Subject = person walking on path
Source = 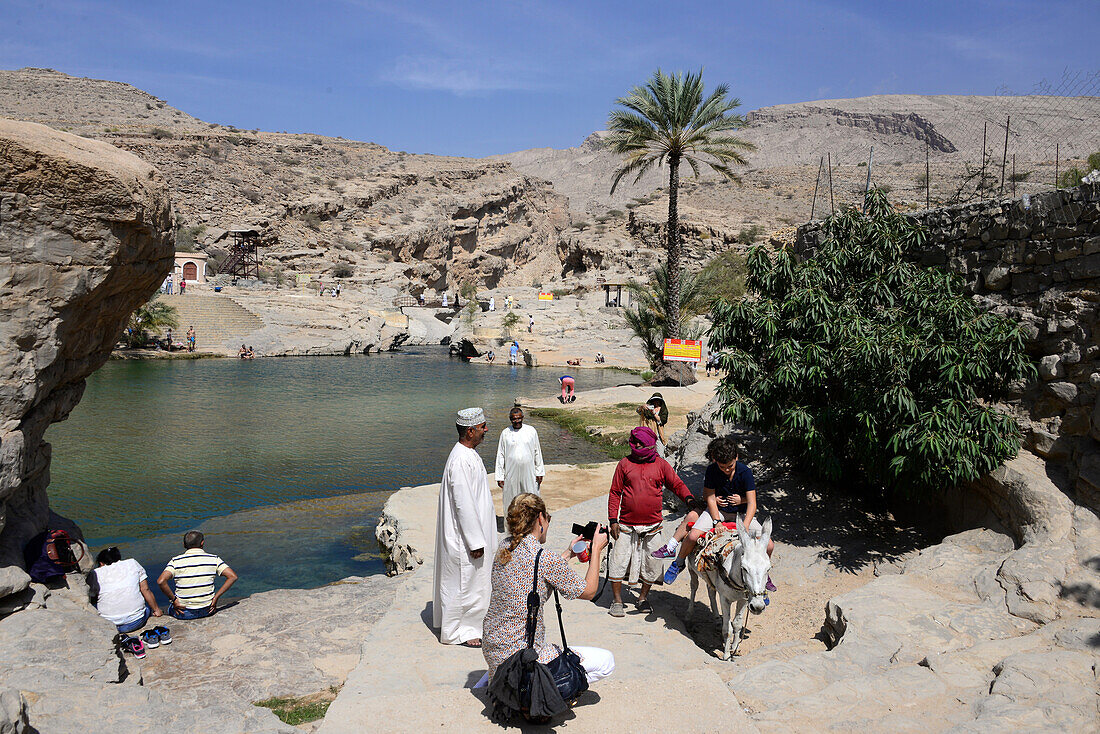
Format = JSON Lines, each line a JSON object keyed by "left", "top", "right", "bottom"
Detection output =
{"left": 528, "top": 314, "right": 534, "bottom": 333}
{"left": 495, "top": 407, "right": 545, "bottom": 510}
{"left": 157, "top": 531, "right": 238, "bottom": 620}
{"left": 606, "top": 426, "right": 692, "bottom": 616}
{"left": 477, "top": 493, "right": 613, "bottom": 688}
{"left": 179, "top": 279, "right": 186, "bottom": 295}
{"left": 186, "top": 326, "right": 196, "bottom": 353}
{"left": 559, "top": 375, "right": 575, "bottom": 403}
{"left": 489, "top": 296, "right": 496, "bottom": 312}
{"left": 433, "top": 408, "right": 496, "bottom": 647}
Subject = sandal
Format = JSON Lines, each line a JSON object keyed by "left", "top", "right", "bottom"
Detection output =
{"left": 461, "top": 639, "right": 482, "bottom": 648}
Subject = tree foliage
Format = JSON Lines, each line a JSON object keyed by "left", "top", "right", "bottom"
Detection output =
{"left": 606, "top": 68, "right": 753, "bottom": 338}
{"left": 709, "top": 189, "right": 1034, "bottom": 496}
{"left": 125, "top": 296, "right": 179, "bottom": 348}
{"left": 624, "top": 262, "right": 706, "bottom": 369}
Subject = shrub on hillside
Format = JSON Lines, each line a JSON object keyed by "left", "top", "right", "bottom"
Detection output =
{"left": 332, "top": 265, "right": 354, "bottom": 279}
{"left": 709, "top": 188, "right": 1034, "bottom": 497}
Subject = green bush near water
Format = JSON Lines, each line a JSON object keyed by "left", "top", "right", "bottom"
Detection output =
{"left": 528, "top": 408, "right": 631, "bottom": 460}
{"left": 709, "top": 188, "right": 1034, "bottom": 497}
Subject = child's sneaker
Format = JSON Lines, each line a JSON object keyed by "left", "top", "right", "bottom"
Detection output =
{"left": 141, "top": 630, "right": 160, "bottom": 649}
{"left": 663, "top": 559, "right": 684, "bottom": 585}
{"left": 650, "top": 543, "right": 676, "bottom": 559}
{"left": 122, "top": 636, "right": 146, "bottom": 659}
{"left": 154, "top": 626, "right": 172, "bottom": 645}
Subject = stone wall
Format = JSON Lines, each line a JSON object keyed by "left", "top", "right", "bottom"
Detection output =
{"left": 795, "top": 183, "right": 1100, "bottom": 519}
{"left": 0, "top": 119, "right": 173, "bottom": 598}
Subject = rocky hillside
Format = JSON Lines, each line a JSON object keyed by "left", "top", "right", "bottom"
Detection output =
{"left": 500, "top": 95, "right": 1100, "bottom": 235}
{"left": 0, "top": 68, "right": 570, "bottom": 295}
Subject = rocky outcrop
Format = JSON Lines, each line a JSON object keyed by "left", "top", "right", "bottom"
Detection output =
{"left": 747, "top": 107, "right": 956, "bottom": 153}
{"left": 674, "top": 397, "right": 1100, "bottom": 731}
{"left": 0, "top": 118, "right": 173, "bottom": 597}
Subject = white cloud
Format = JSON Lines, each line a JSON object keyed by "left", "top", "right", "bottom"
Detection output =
{"left": 382, "top": 55, "right": 538, "bottom": 95}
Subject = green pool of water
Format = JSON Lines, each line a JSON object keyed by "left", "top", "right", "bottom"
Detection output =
{"left": 46, "top": 350, "right": 639, "bottom": 599}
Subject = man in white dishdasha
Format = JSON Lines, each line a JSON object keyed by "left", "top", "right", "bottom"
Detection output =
{"left": 495, "top": 407, "right": 545, "bottom": 511}
{"left": 433, "top": 407, "right": 497, "bottom": 647}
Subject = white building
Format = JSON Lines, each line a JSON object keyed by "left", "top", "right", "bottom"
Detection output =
{"left": 173, "top": 252, "right": 209, "bottom": 284}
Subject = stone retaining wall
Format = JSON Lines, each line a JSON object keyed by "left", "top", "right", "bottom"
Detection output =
{"left": 796, "top": 183, "right": 1100, "bottom": 517}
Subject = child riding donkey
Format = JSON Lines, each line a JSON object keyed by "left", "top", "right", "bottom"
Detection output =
{"left": 653, "top": 436, "right": 775, "bottom": 591}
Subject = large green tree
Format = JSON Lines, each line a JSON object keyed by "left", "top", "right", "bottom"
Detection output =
{"left": 607, "top": 68, "right": 754, "bottom": 339}
{"left": 709, "top": 190, "right": 1034, "bottom": 496}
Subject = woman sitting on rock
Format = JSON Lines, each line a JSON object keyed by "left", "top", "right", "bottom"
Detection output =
{"left": 477, "top": 493, "right": 614, "bottom": 690}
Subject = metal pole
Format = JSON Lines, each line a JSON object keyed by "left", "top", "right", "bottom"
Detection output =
{"left": 828, "top": 152, "right": 834, "bottom": 214}
{"left": 1012, "top": 154, "right": 1016, "bottom": 197}
{"left": 862, "top": 146, "right": 874, "bottom": 211}
{"left": 980, "top": 122, "right": 987, "bottom": 200}
{"left": 810, "top": 156, "right": 823, "bottom": 219}
{"left": 1055, "top": 143, "right": 1060, "bottom": 188}
{"left": 999, "top": 115, "right": 1010, "bottom": 196}
{"left": 925, "top": 142, "right": 930, "bottom": 209}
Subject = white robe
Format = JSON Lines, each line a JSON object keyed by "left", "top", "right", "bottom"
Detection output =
{"left": 495, "top": 424, "right": 545, "bottom": 511}
{"left": 432, "top": 443, "right": 496, "bottom": 644}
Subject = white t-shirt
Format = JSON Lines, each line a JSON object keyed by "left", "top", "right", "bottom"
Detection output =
{"left": 93, "top": 559, "right": 148, "bottom": 625}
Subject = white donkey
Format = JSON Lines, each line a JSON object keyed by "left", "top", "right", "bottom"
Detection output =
{"left": 685, "top": 514, "right": 773, "bottom": 660}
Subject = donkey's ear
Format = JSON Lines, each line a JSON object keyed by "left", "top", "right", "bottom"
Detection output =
{"left": 736, "top": 513, "right": 749, "bottom": 545}
{"left": 761, "top": 516, "right": 773, "bottom": 543}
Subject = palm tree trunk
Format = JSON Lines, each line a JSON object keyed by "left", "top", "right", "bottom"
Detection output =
{"left": 666, "top": 156, "right": 681, "bottom": 339}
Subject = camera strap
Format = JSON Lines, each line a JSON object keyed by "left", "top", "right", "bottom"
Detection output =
{"left": 525, "top": 549, "right": 543, "bottom": 649}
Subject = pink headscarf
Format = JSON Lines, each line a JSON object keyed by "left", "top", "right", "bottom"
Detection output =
{"left": 628, "top": 426, "right": 658, "bottom": 463}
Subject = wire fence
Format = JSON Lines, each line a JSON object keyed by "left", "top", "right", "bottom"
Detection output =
{"left": 797, "top": 70, "right": 1100, "bottom": 223}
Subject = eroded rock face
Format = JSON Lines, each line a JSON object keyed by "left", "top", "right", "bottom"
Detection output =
{"left": 0, "top": 118, "right": 173, "bottom": 597}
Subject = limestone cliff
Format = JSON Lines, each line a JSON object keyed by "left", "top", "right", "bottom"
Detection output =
{"left": 0, "top": 118, "right": 173, "bottom": 597}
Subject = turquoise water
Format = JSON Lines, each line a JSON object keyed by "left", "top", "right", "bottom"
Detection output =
{"left": 46, "top": 350, "right": 638, "bottom": 599}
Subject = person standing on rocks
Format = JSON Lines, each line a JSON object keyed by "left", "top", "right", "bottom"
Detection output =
{"left": 606, "top": 426, "right": 692, "bottom": 616}
{"left": 157, "top": 531, "right": 238, "bottom": 620}
{"left": 433, "top": 408, "right": 496, "bottom": 647}
{"left": 489, "top": 296, "right": 496, "bottom": 311}
{"left": 495, "top": 407, "right": 545, "bottom": 510}
{"left": 528, "top": 314, "right": 534, "bottom": 333}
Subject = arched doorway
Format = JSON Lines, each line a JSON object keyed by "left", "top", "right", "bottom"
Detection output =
{"left": 182, "top": 261, "right": 198, "bottom": 281}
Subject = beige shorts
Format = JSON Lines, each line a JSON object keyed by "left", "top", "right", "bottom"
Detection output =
{"left": 608, "top": 523, "right": 663, "bottom": 585}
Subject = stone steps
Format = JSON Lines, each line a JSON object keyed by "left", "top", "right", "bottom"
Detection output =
{"left": 157, "top": 294, "right": 265, "bottom": 351}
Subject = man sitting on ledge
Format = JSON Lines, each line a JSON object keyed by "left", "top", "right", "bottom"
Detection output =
{"left": 157, "top": 531, "right": 238, "bottom": 620}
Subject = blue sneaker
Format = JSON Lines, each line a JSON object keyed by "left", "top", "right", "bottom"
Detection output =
{"left": 154, "top": 625, "right": 172, "bottom": 645}
{"left": 663, "top": 559, "right": 684, "bottom": 585}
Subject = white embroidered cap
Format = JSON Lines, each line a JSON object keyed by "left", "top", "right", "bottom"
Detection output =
{"left": 456, "top": 407, "right": 486, "bottom": 427}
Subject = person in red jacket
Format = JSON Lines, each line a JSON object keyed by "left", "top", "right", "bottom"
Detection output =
{"left": 606, "top": 426, "right": 692, "bottom": 617}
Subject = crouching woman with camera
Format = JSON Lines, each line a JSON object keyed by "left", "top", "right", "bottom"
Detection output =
{"left": 478, "top": 493, "right": 613, "bottom": 708}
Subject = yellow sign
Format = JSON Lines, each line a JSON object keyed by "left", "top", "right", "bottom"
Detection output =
{"left": 538, "top": 292, "right": 554, "bottom": 301}
{"left": 663, "top": 339, "right": 702, "bottom": 363}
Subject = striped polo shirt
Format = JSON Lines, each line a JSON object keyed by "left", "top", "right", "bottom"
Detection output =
{"left": 165, "top": 548, "right": 228, "bottom": 608}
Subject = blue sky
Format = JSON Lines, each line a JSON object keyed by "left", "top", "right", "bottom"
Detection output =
{"left": 2, "top": 0, "right": 1095, "bottom": 157}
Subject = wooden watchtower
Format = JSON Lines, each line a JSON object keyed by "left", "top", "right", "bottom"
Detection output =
{"left": 218, "top": 228, "right": 261, "bottom": 278}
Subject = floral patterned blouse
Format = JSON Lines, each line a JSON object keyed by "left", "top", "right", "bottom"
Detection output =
{"left": 482, "top": 534, "right": 585, "bottom": 679}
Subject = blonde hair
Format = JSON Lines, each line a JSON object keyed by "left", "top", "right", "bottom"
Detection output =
{"left": 498, "top": 493, "right": 547, "bottom": 565}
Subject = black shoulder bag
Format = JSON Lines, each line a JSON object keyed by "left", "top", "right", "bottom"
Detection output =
{"left": 487, "top": 548, "right": 589, "bottom": 723}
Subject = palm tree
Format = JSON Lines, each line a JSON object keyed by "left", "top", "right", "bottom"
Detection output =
{"left": 607, "top": 69, "right": 754, "bottom": 338}
{"left": 125, "top": 296, "right": 179, "bottom": 348}
{"left": 624, "top": 263, "right": 707, "bottom": 369}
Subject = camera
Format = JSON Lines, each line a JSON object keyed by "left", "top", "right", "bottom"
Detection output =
{"left": 571, "top": 521, "right": 609, "bottom": 540}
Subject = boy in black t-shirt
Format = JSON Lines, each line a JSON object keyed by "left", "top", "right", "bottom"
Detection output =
{"left": 654, "top": 436, "right": 775, "bottom": 586}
